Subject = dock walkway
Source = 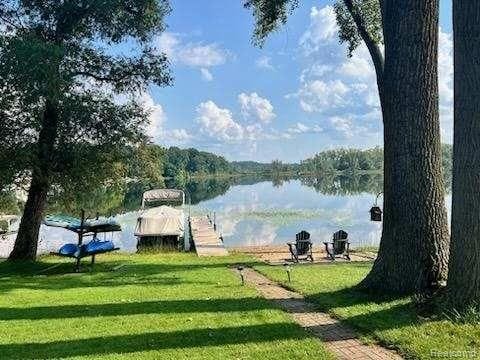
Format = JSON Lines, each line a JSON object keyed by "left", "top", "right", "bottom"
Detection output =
{"left": 189, "top": 216, "right": 228, "bottom": 256}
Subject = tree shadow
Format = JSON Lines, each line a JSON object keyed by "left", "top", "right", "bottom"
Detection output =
{"left": 0, "top": 258, "right": 261, "bottom": 293}
{"left": 0, "top": 323, "right": 308, "bottom": 359}
{"left": 0, "top": 297, "right": 276, "bottom": 321}
{"left": 302, "top": 285, "right": 417, "bottom": 335}
{"left": 304, "top": 286, "right": 403, "bottom": 310}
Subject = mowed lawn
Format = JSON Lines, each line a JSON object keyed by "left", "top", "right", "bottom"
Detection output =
{"left": 255, "top": 262, "right": 480, "bottom": 360}
{"left": 0, "top": 253, "right": 332, "bottom": 360}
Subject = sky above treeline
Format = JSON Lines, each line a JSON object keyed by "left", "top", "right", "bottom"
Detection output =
{"left": 142, "top": 0, "right": 453, "bottom": 162}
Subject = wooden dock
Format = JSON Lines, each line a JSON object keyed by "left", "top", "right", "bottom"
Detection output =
{"left": 189, "top": 216, "right": 228, "bottom": 256}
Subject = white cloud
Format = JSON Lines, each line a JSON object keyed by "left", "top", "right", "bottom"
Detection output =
{"left": 238, "top": 92, "right": 276, "bottom": 123}
{"left": 339, "top": 44, "right": 376, "bottom": 79}
{"left": 138, "top": 92, "right": 192, "bottom": 145}
{"left": 287, "top": 122, "right": 323, "bottom": 134}
{"left": 289, "top": 5, "right": 383, "bottom": 142}
{"left": 295, "top": 5, "right": 453, "bottom": 145}
{"left": 157, "top": 32, "right": 231, "bottom": 80}
{"left": 139, "top": 93, "right": 166, "bottom": 142}
{"left": 157, "top": 32, "right": 229, "bottom": 67}
{"left": 200, "top": 68, "right": 213, "bottom": 82}
{"left": 329, "top": 116, "right": 356, "bottom": 139}
{"left": 289, "top": 79, "right": 350, "bottom": 113}
{"left": 256, "top": 56, "right": 275, "bottom": 70}
{"left": 196, "top": 100, "right": 244, "bottom": 141}
{"left": 156, "top": 32, "right": 180, "bottom": 59}
{"left": 300, "top": 5, "right": 337, "bottom": 55}
{"left": 168, "top": 129, "right": 192, "bottom": 143}
{"left": 179, "top": 43, "right": 228, "bottom": 67}
{"left": 300, "top": 64, "right": 333, "bottom": 82}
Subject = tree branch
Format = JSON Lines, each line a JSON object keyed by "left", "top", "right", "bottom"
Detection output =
{"left": 343, "top": 0, "right": 385, "bottom": 109}
{"left": 72, "top": 70, "right": 140, "bottom": 83}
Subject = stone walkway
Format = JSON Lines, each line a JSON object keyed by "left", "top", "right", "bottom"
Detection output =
{"left": 238, "top": 267, "right": 403, "bottom": 360}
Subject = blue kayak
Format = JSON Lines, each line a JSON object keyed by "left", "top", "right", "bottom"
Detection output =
{"left": 84, "top": 240, "right": 115, "bottom": 255}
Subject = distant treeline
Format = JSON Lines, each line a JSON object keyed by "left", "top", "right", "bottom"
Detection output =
{"left": 130, "top": 144, "right": 453, "bottom": 185}
{"left": 300, "top": 148, "right": 383, "bottom": 174}
{"left": 299, "top": 144, "right": 452, "bottom": 175}
{"left": 129, "top": 145, "right": 232, "bottom": 185}
{"left": 1, "top": 144, "right": 453, "bottom": 216}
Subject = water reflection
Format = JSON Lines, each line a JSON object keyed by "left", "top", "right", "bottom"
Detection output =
{"left": 2, "top": 173, "right": 448, "bottom": 256}
{"left": 193, "top": 177, "right": 385, "bottom": 249}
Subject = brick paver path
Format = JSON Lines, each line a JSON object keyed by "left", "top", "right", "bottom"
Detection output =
{"left": 238, "top": 267, "right": 403, "bottom": 360}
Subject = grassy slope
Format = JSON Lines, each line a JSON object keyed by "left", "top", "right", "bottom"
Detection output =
{"left": 0, "top": 253, "right": 332, "bottom": 360}
{"left": 255, "top": 262, "right": 480, "bottom": 360}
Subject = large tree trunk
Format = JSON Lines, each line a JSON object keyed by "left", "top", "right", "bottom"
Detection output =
{"left": 8, "top": 100, "right": 58, "bottom": 261}
{"left": 446, "top": 1, "right": 480, "bottom": 308}
{"left": 360, "top": 0, "right": 450, "bottom": 294}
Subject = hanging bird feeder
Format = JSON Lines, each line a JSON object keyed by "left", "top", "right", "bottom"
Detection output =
{"left": 370, "top": 192, "right": 383, "bottom": 222}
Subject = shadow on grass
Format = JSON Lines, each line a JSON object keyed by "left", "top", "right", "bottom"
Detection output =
{"left": 305, "top": 286, "right": 403, "bottom": 310}
{"left": 0, "top": 258, "right": 261, "bottom": 293}
{"left": 0, "top": 297, "right": 277, "bottom": 321}
{"left": 342, "top": 302, "right": 417, "bottom": 333}
{"left": 263, "top": 261, "right": 418, "bottom": 334}
{"left": 303, "top": 285, "right": 417, "bottom": 335}
{"left": 0, "top": 258, "right": 261, "bottom": 276}
{"left": 0, "top": 322, "right": 307, "bottom": 359}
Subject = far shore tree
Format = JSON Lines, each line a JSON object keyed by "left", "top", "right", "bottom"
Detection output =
{"left": 446, "top": 1, "right": 480, "bottom": 309}
{"left": 244, "top": 0, "right": 449, "bottom": 293}
{"left": 0, "top": 0, "right": 172, "bottom": 261}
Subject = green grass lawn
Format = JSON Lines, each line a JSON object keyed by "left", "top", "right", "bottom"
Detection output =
{"left": 255, "top": 262, "right": 480, "bottom": 360}
{"left": 0, "top": 253, "right": 332, "bottom": 360}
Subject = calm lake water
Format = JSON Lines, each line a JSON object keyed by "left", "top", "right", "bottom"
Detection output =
{"left": 0, "top": 174, "right": 452, "bottom": 257}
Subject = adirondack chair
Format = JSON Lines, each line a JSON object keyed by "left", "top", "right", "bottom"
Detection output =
{"left": 287, "top": 230, "right": 314, "bottom": 263}
{"left": 323, "top": 230, "right": 350, "bottom": 261}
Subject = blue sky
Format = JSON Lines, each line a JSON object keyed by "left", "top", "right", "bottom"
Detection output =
{"left": 143, "top": 0, "right": 453, "bottom": 162}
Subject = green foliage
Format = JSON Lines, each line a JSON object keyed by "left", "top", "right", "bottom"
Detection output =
{"left": 230, "top": 161, "right": 273, "bottom": 174}
{"left": 244, "top": 0, "right": 382, "bottom": 57}
{"left": 301, "top": 173, "right": 383, "bottom": 195}
{"left": 0, "top": 191, "right": 20, "bottom": 215}
{"left": 167, "top": 177, "right": 231, "bottom": 205}
{"left": 243, "top": 0, "right": 299, "bottom": 47}
{"left": 0, "top": 0, "right": 172, "bottom": 196}
{"left": 301, "top": 147, "right": 383, "bottom": 174}
{"left": 163, "top": 147, "right": 231, "bottom": 179}
{"left": 128, "top": 144, "right": 166, "bottom": 187}
{"left": 442, "top": 144, "right": 453, "bottom": 190}
{"left": 334, "top": 0, "right": 383, "bottom": 56}
{"left": 443, "top": 303, "right": 480, "bottom": 324}
{"left": 442, "top": 143, "right": 453, "bottom": 174}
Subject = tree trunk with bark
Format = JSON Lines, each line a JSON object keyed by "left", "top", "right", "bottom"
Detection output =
{"left": 360, "top": 0, "right": 450, "bottom": 294}
{"left": 446, "top": 1, "right": 480, "bottom": 308}
{"left": 8, "top": 100, "right": 58, "bottom": 261}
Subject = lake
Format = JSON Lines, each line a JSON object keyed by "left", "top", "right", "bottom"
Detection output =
{"left": 1, "top": 174, "right": 450, "bottom": 257}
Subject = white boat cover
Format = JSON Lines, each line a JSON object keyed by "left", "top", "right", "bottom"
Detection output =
{"left": 135, "top": 206, "right": 184, "bottom": 237}
{"left": 142, "top": 189, "right": 185, "bottom": 207}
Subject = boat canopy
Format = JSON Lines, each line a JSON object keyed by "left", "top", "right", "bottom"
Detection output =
{"left": 142, "top": 189, "right": 185, "bottom": 208}
{"left": 135, "top": 206, "right": 184, "bottom": 237}
{"left": 43, "top": 214, "right": 121, "bottom": 233}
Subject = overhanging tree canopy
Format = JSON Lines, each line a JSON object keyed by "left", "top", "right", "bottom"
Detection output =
{"left": 0, "top": 0, "right": 173, "bottom": 260}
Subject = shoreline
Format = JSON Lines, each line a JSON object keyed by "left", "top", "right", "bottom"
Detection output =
{"left": 231, "top": 245, "right": 376, "bottom": 264}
